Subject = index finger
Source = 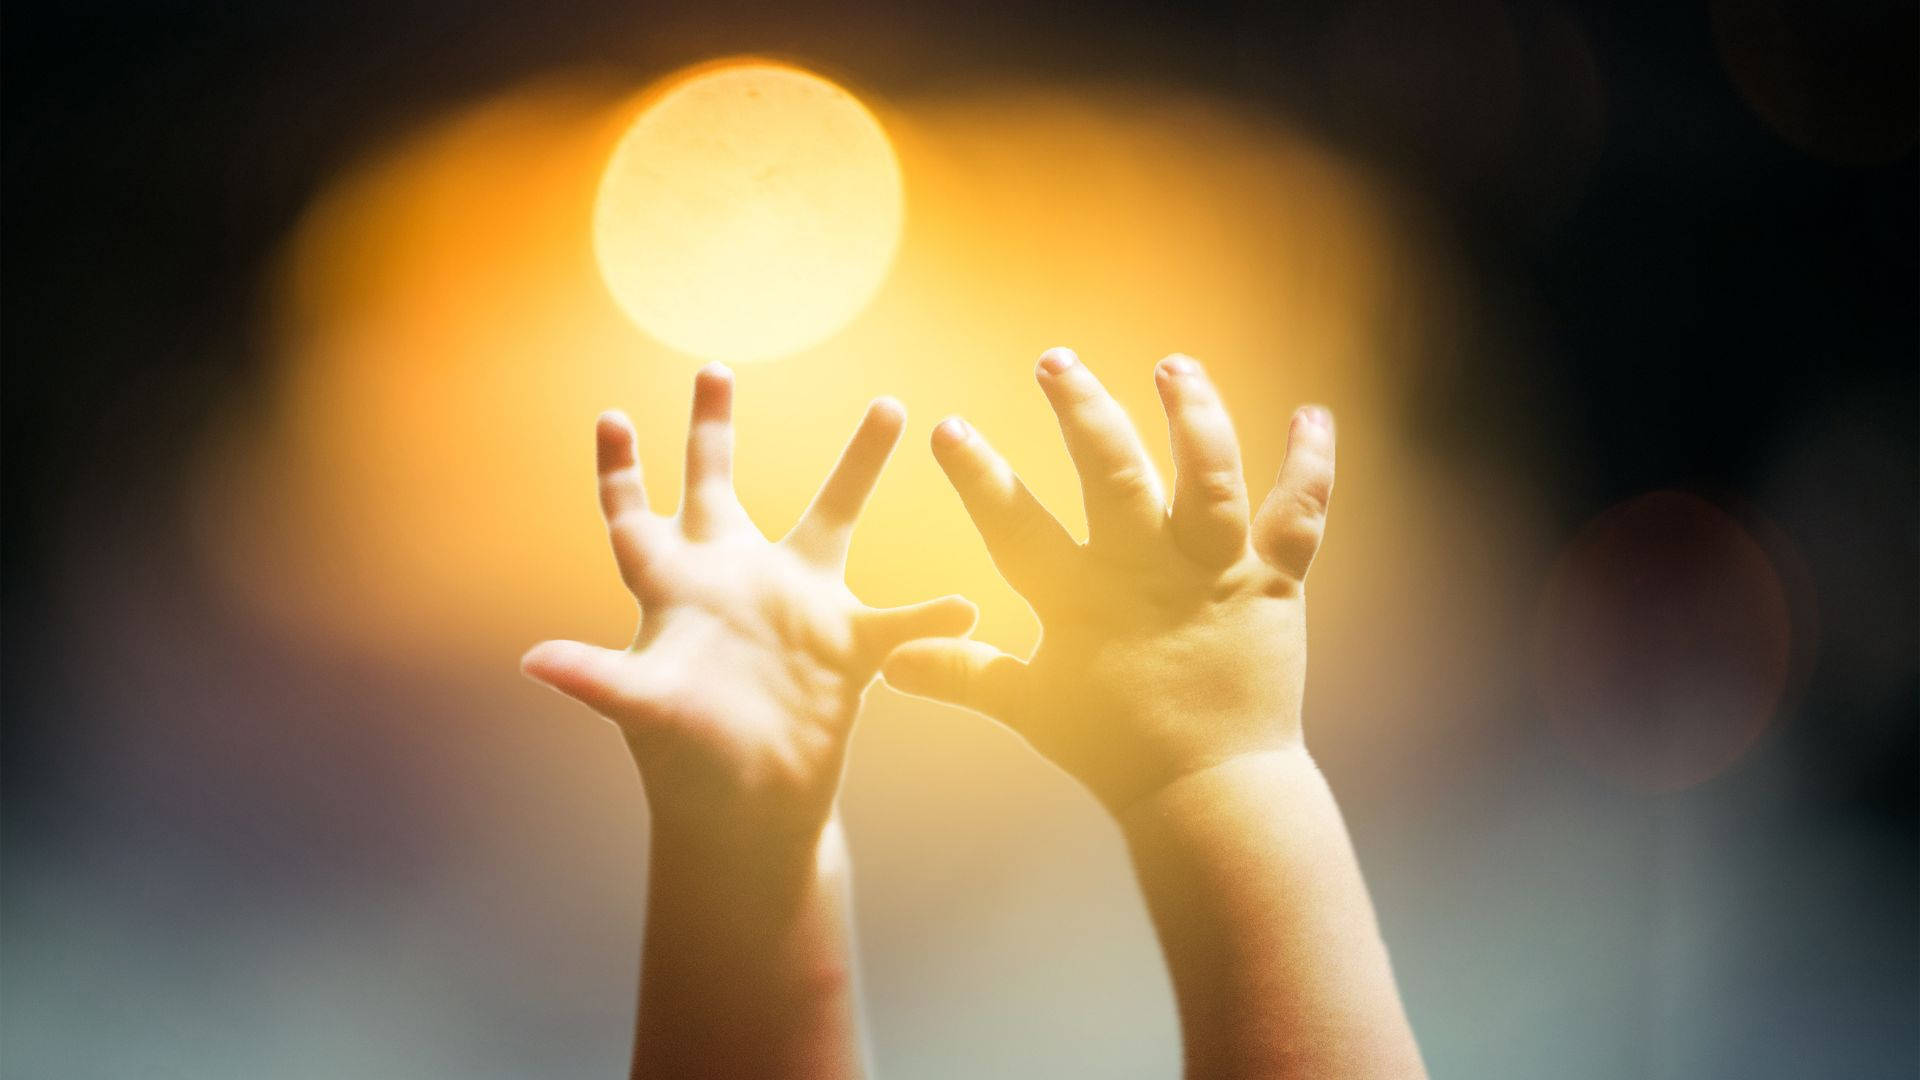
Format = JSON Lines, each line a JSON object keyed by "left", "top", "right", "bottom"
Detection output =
{"left": 931, "top": 416, "right": 1079, "bottom": 603}
{"left": 784, "top": 397, "right": 907, "bottom": 565}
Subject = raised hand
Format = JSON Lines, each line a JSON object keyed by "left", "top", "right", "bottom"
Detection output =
{"left": 883, "top": 347, "right": 1422, "bottom": 1079}
{"left": 522, "top": 362, "right": 976, "bottom": 839}
{"left": 523, "top": 364, "right": 977, "bottom": 1080}
{"left": 881, "top": 347, "right": 1336, "bottom": 814}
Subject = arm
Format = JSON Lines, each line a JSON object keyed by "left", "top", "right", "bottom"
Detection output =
{"left": 883, "top": 348, "right": 1425, "bottom": 1079}
{"left": 1119, "top": 751, "right": 1419, "bottom": 1078}
{"left": 632, "top": 816, "right": 862, "bottom": 1080}
{"left": 522, "top": 364, "right": 975, "bottom": 1080}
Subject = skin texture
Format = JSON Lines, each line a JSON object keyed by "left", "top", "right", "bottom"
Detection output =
{"left": 884, "top": 348, "right": 1427, "bottom": 1079}
{"left": 522, "top": 363, "right": 974, "bottom": 1080}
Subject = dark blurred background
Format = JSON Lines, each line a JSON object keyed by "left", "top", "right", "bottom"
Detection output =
{"left": 4, "top": 2, "right": 1914, "bottom": 1077}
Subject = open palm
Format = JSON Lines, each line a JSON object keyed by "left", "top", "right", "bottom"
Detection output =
{"left": 882, "top": 348, "right": 1337, "bottom": 813}
{"left": 523, "top": 364, "right": 975, "bottom": 837}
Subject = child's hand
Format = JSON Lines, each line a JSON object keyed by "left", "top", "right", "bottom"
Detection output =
{"left": 882, "top": 348, "right": 1336, "bottom": 815}
{"left": 523, "top": 364, "right": 976, "bottom": 842}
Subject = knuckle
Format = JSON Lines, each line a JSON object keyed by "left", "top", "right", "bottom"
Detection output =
{"left": 1258, "top": 565, "right": 1307, "bottom": 598}
{"left": 1291, "top": 479, "right": 1332, "bottom": 518}
{"left": 995, "top": 505, "right": 1052, "bottom": 549}
{"left": 1188, "top": 467, "right": 1246, "bottom": 505}
{"left": 1259, "top": 517, "right": 1325, "bottom": 577}
{"left": 607, "top": 507, "right": 652, "bottom": 532}
{"left": 1101, "top": 459, "right": 1154, "bottom": 494}
{"left": 937, "top": 650, "right": 977, "bottom": 696}
{"left": 947, "top": 650, "right": 974, "bottom": 684}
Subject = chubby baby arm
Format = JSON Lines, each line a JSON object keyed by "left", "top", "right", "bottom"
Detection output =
{"left": 523, "top": 365, "right": 974, "bottom": 1080}
{"left": 884, "top": 349, "right": 1425, "bottom": 1080}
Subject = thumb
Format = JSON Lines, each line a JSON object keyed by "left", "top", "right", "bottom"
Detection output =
{"left": 880, "top": 638, "right": 1026, "bottom": 723}
{"left": 854, "top": 594, "right": 978, "bottom": 665}
{"left": 520, "top": 640, "right": 632, "bottom": 718}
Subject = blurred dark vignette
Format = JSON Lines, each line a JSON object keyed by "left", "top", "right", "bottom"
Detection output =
{"left": 3, "top": 2, "right": 1914, "bottom": 1078}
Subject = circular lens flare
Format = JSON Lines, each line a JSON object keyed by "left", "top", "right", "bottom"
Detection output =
{"left": 593, "top": 60, "right": 904, "bottom": 363}
{"left": 1537, "top": 491, "right": 1792, "bottom": 791}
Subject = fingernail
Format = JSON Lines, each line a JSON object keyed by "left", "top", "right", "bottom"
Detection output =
{"left": 1300, "top": 405, "right": 1333, "bottom": 430}
{"left": 1159, "top": 354, "right": 1198, "bottom": 379}
{"left": 1037, "top": 347, "right": 1077, "bottom": 376}
{"left": 934, "top": 416, "right": 971, "bottom": 444}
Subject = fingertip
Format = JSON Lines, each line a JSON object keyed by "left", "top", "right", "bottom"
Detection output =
{"left": 519, "top": 640, "right": 634, "bottom": 716}
{"left": 867, "top": 395, "right": 908, "bottom": 432}
{"left": 519, "top": 640, "right": 568, "bottom": 681}
{"left": 595, "top": 411, "right": 637, "bottom": 467}
{"left": 1155, "top": 355, "right": 1205, "bottom": 408}
{"left": 931, "top": 415, "right": 972, "bottom": 451}
{"left": 857, "top": 595, "right": 981, "bottom": 662}
{"left": 1037, "top": 346, "right": 1078, "bottom": 378}
{"left": 1294, "top": 404, "right": 1335, "bottom": 436}
{"left": 691, "top": 363, "right": 735, "bottom": 422}
{"left": 936, "top": 593, "right": 980, "bottom": 636}
{"left": 1156, "top": 353, "right": 1199, "bottom": 383}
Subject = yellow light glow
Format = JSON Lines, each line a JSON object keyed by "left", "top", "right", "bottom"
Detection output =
{"left": 187, "top": 74, "right": 1537, "bottom": 894}
{"left": 593, "top": 61, "right": 904, "bottom": 362}
{"left": 193, "top": 74, "right": 1518, "bottom": 784}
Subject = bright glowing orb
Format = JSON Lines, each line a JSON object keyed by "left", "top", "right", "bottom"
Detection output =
{"left": 593, "top": 61, "right": 904, "bottom": 362}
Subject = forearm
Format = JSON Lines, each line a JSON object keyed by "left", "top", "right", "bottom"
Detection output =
{"left": 632, "top": 814, "right": 866, "bottom": 1080}
{"left": 1118, "top": 747, "right": 1424, "bottom": 1080}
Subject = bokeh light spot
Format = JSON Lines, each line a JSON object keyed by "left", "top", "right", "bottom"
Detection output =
{"left": 1537, "top": 491, "right": 1793, "bottom": 791}
{"left": 593, "top": 60, "right": 904, "bottom": 362}
{"left": 1712, "top": 0, "right": 1919, "bottom": 164}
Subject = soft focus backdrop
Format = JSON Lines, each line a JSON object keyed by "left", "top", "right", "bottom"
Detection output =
{"left": 3, "top": 3, "right": 1914, "bottom": 1078}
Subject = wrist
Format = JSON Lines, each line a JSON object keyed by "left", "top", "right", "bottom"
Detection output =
{"left": 1114, "top": 744, "right": 1321, "bottom": 839}
{"left": 649, "top": 806, "right": 847, "bottom": 886}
